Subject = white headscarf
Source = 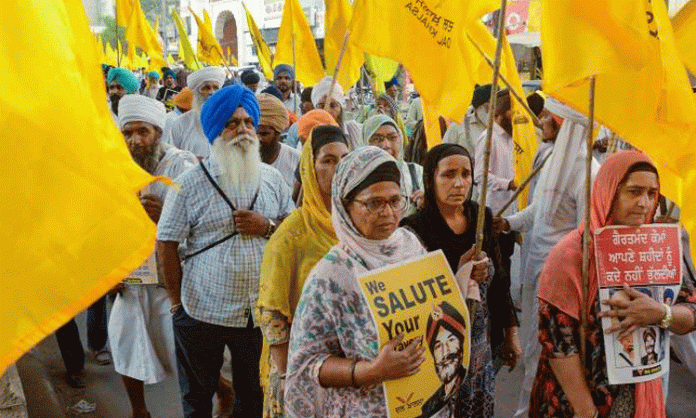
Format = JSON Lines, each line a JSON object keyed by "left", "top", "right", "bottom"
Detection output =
{"left": 311, "top": 76, "right": 345, "bottom": 108}
{"left": 118, "top": 95, "right": 166, "bottom": 131}
{"left": 332, "top": 146, "right": 424, "bottom": 270}
{"left": 186, "top": 66, "right": 226, "bottom": 93}
{"left": 536, "top": 97, "right": 591, "bottom": 224}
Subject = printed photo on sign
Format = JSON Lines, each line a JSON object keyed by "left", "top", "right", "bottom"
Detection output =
{"left": 357, "top": 250, "right": 470, "bottom": 418}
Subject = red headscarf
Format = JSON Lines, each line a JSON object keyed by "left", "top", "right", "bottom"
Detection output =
{"left": 537, "top": 150, "right": 663, "bottom": 417}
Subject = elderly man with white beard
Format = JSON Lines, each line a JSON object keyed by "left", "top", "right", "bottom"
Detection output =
{"left": 109, "top": 95, "right": 197, "bottom": 418}
{"left": 156, "top": 85, "right": 294, "bottom": 418}
{"left": 165, "top": 66, "right": 226, "bottom": 159}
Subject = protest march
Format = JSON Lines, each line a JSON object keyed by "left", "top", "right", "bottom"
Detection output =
{"left": 4, "top": 0, "right": 696, "bottom": 417}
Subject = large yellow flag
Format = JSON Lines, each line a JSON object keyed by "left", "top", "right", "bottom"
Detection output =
{"left": 115, "top": 0, "right": 133, "bottom": 27}
{"left": 324, "top": 0, "right": 364, "bottom": 92}
{"left": 203, "top": 9, "right": 213, "bottom": 32}
{"left": 542, "top": 0, "right": 696, "bottom": 260}
{"left": 672, "top": 0, "right": 696, "bottom": 75}
{"left": 0, "top": 0, "right": 155, "bottom": 375}
{"left": 467, "top": 22, "right": 538, "bottom": 210}
{"left": 190, "top": 8, "right": 233, "bottom": 66}
{"left": 172, "top": 9, "right": 201, "bottom": 70}
{"left": 274, "top": 0, "right": 325, "bottom": 86}
{"left": 363, "top": 54, "right": 399, "bottom": 96}
{"left": 125, "top": 0, "right": 166, "bottom": 68}
{"left": 243, "top": 3, "right": 274, "bottom": 79}
{"left": 350, "top": 0, "right": 499, "bottom": 123}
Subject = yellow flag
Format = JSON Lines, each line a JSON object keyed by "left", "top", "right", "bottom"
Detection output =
{"left": 95, "top": 35, "right": 105, "bottom": 63}
{"left": 350, "top": 0, "right": 499, "bottom": 123}
{"left": 172, "top": 9, "right": 201, "bottom": 70}
{"left": 203, "top": 9, "right": 213, "bottom": 31}
{"left": 243, "top": 3, "right": 274, "bottom": 79}
{"left": 422, "top": 99, "right": 443, "bottom": 148}
{"left": 167, "top": 53, "right": 176, "bottom": 65}
{"left": 274, "top": 0, "right": 325, "bottom": 86}
{"left": 324, "top": 0, "right": 364, "bottom": 91}
{"left": 542, "top": 0, "right": 696, "bottom": 261}
{"left": 125, "top": 0, "right": 166, "bottom": 68}
{"left": 105, "top": 41, "right": 117, "bottom": 66}
{"left": 672, "top": 0, "right": 696, "bottom": 75}
{"left": 467, "top": 22, "right": 538, "bottom": 210}
{"left": 115, "top": 0, "right": 133, "bottom": 27}
{"left": 0, "top": 0, "right": 155, "bottom": 376}
{"left": 190, "top": 8, "right": 233, "bottom": 66}
{"left": 363, "top": 54, "right": 398, "bottom": 96}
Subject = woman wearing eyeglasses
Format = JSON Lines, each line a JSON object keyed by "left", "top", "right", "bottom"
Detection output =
{"left": 400, "top": 144, "right": 520, "bottom": 418}
{"left": 364, "top": 114, "right": 425, "bottom": 212}
{"left": 284, "top": 146, "right": 432, "bottom": 417}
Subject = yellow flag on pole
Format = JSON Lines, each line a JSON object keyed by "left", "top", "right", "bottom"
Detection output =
{"left": 350, "top": 0, "right": 499, "bottom": 123}
{"left": 422, "top": 99, "right": 443, "bottom": 148}
{"left": 125, "top": 0, "right": 166, "bottom": 68}
{"left": 274, "top": 0, "right": 325, "bottom": 86}
{"left": 243, "top": 3, "right": 274, "bottom": 79}
{"left": 203, "top": 9, "right": 213, "bottom": 32}
{"left": 363, "top": 54, "right": 398, "bottom": 96}
{"left": 672, "top": 0, "right": 696, "bottom": 75}
{"left": 115, "top": 0, "right": 133, "bottom": 27}
{"left": 467, "top": 21, "right": 538, "bottom": 210}
{"left": 542, "top": 0, "right": 696, "bottom": 261}
{"left": 172, "top": 9, "right": 201, "bottom": 70}
{"left": 324, "top": 0, "right": 364, "bottom": 91}
{"left": 190, "top": 8, "right": 233, "bottom": 66}
{"left": 0, "top": 0, "right": 156, "bottom": 376}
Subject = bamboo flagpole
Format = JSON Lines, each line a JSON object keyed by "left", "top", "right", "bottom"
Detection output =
{"left": 580, "top": 76, "right": 596, "bottom": 359}
{"left": 474, "top": 0, "right": 508, "bottom": 256}
{"left": 494, "top": 149, "right": 553, "bottom": 218}
{"left": 466, "top": 34, "right": 541, "bottom": 126}
{"left": 324, "top": 29, "right": 351, "bottom": 112}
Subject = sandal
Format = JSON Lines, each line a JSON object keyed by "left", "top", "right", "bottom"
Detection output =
{"left": 94, "top": 349, "right": 112, "bottom": 366}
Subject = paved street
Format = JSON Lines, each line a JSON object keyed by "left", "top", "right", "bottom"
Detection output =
{"left": 13, "top": 309, "right": 696, "bottom": 417}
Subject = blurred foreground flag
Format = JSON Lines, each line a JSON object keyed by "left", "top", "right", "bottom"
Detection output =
{"left": 672, "top": 0, "right": 696, "bottom": 75}
{"left": 0, "top": 0, "right": 156, "bottom": 375}
{"left": 350, "top": 0, "right": 499, "bottom": 122}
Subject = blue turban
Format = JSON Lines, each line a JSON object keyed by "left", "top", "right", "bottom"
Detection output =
{"left": 261, "top": 85, "right": 284, "bottom": 101}
{"left": 200, "top": 85, "right": 260, "bottom": 143}
{"left": 107, "top": 67, "right": 139, "bottom": 94}
{"left": 273, "top": 64, "right": 295, "bottom": 80}
{"left": 148, "top": 71, "right": 160, "bottom": 80}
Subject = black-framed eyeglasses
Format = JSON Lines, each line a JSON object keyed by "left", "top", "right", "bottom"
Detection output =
{"left": 352, "top": 195, "right": 407, "bottom": 213}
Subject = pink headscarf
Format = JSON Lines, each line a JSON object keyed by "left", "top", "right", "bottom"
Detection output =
{"left": 537, "top": 150, "right": 663, "bottom": 418}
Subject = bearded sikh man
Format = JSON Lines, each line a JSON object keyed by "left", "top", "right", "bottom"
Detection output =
{"left": 157, "top": 85, "right": 294, "bottom": 417}
{"left": 107, "top": 67, "right": 139, "bottom": 123}
{"left": 273, "top": 64, "right": 299, "bottom": 114}
{"left": 109, "top": 95, "right": 197, "bottom": 418}
{"left": 165, "top": 66, "right": 226, "bottom": 159}
{"left": 257, "top": 93, "right": 300, "bottom": 190}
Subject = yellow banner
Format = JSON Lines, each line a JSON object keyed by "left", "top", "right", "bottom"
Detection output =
{"left": 243, "top": 3, "right": 274, "bottom": 79}
{"left": 324, "top": 0, "right": 364, "bottom": 91}
{"left": 274, "top": 0, "right": 325, "bottom": 86}
{"left": 357, "top": 251, "right": 470, "bottom": 418}
{"left": 0, "top": 0, "right": 155, "bottom": 376}
{"left": 172, "top": 9, "right": 201, "bottom": 70}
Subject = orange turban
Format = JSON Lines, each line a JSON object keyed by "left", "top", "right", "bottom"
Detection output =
{"left": 297, "top": 109, "right": 339, "bottom": 141}
{"left": 173, "top": 87, "right": 193, "bottom": 111}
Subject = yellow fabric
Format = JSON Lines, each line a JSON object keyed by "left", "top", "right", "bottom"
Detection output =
{"left": 672, "top": 0, "right": 696, "bottom": 75}
{"left": 203, "top": 9, "right": 212, "bottom": 32}
{"left": 95, "top": 35, "right": 105, "bottom": 63}
{"left": 243, "top": 3, "right": 274, "bottom": 80}
{"left": 363, "top": 54, "right": 398, "bottom": 96}
{"left": 105, "top": 41, "right": 117, "bottom": 66}
{"left": 422, "top": 99, "right": 442, "bottom": 149}
{"left": 324, "top": 0, "right": 364, "bottom": 92}
{"left": 0, "top": 0, "right": 156, "bottom": 376}
{"left": 257, "top": 133, "right": 338, "bottom": 389}
{"left": 467, "top": 22, "right": 538, "bottom": 210}
{"left": 350, "top": 0, "right": 499, "bottom": 123}
{"left": 189, "top": 8, "right": 235, "bottom": 66}
{"left": 125, "top": 0, "right": 166, "bottom": 69}
{"left": 527, "top": 0, "right": 542, "bottom": 32}
{"left": 274, "top": 0, "right": 325, "bottom": 86}
{"left": 115, "top": 0, "right": 133, "bottom": 28}
{"left": 542, "top": 0, "right": 696, "bottom": 264}
{"left": 172, "top": 9, "right": 201, "bottom": 71}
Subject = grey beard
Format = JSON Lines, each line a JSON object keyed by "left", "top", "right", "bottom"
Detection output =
{"left": 213, "top": 134, "right": 261, "bottom": 197}
{"left": 133, "top": 141, "right": 167, "bottom": 174}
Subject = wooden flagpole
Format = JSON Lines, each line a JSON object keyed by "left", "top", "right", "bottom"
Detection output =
{"left": 324, "top": 29, "right": 351, "bottom": 112}
{"left": 580, "top": 76, "right": 596, "bottom": 359}
{"left": 494, "top": 149, "right": 553, "bottom": 217}
{"left": 474, "top": 0, "right": 508, "bottom": 256}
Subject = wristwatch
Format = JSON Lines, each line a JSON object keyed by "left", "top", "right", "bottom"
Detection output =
{"left": 659, "top": 303, "right": 672, "bottom": 329}
{"left": 264, "top": 218, "right": 277, "bottom": 239}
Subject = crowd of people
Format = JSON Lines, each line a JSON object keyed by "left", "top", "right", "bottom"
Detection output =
{"left": 49, "top": 60, "right": 696, "bottom": 418}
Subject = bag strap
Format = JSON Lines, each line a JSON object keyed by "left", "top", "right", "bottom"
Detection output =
{"left": 407, "top": 162, "right": 421, "bottom": 191}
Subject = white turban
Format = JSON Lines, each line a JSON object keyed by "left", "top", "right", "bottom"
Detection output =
{"left": 311, "top": 76, "right": 345, "bottom": 108}
{"left": 187, "top": 66, "right": 226, "bottom": 93}
{"left": 118, "top": 95, "right": 166, "bottom": 131}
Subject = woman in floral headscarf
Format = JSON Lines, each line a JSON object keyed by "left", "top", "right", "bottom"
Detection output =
{"left": 284, "top": 146, "right": 434, "bottom": 417}
{"left": 530, "top": 151, "right": 696, "bottom": 418}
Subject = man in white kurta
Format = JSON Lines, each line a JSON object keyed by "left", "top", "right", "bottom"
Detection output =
{"left": 164, "top": 67, "right": 226, "bottom": 159}
{"left": 108, "top": 95, "right": 197, "bottom": 418}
